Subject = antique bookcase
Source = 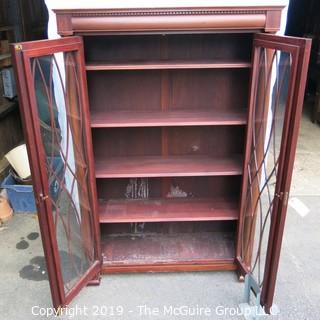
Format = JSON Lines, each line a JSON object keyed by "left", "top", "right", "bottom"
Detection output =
{"left": 11, "top": 6, "right": 311, "bottom": 312}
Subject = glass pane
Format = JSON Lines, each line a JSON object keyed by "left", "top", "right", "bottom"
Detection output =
{"left": 31, "top": 52, "right": 95, "bottom": 294}
{"left": 240, "top": 48, "right": 292, "bottom": 286}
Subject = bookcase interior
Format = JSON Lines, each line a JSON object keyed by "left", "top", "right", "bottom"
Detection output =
{"left": 84, "top": 32, "right": 253, "bottom": 271}
{"left": 101, "top": 221, "right": 237, "bottom": 271}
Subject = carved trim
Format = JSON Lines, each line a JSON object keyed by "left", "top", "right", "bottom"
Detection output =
{"left": 54, "top": 6, "right": 285, "bottom": 35}
{"left": 70, "top": 9, "right": 266, "bottom": 17}
{"left": 54, "top": 6, "right": 284, "bottom": 16}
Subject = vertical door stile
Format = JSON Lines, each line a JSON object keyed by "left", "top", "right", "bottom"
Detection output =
{"left": 236, "top": 33, "right": 311, "bottom": 312}
{"left": 11, "top": 37, "right": 102, "bottom": 309}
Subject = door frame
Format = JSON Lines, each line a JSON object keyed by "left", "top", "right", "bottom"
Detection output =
{"left": 256, "top": 34, "right": 311, "bottom": 311}
{"left": 11, "top": 36, "right": 101, "bottom": 309}
{"left": 235, "top": 33, "right": 311, "bottom": 311}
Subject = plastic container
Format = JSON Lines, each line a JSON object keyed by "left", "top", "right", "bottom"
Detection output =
{"left": 1, "top": 173, "right": 36, "bottom": 213}
{"left": 5, "top": 144, "right": 31, "bottom": 179}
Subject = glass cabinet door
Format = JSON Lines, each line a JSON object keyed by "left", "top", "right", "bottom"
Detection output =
{"left": 236, "top": 34, "right": 311, "bottom": 312}
{"left": 12, "top": 37, "right": 101, "bottom": 309}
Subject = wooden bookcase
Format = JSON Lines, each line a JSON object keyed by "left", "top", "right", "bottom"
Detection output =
{"left": 84, "top": 33, "right": 251, "bottom": 271}
{"left": 11, "top": 5, "right": 311, "bottom": 311}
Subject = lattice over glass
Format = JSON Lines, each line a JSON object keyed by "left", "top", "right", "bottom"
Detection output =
{"left": 32, "top": 52, "right": 96, "bottom": 293}
{"left": 240, "top": 48, "right": 292, "bottom": 287}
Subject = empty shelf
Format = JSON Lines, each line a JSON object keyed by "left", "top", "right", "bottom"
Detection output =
{"left": 86, "top": 59, "right": 251, "bottom": 71}
{"left": 101, "top": 230, "right": 235, "bottom": 268}
{"left": 95, "top": 155, "right": 243, "bottom": 178}
{"left": 99, "top": 198, "right": 238, "bottom": 223}
{"left": 90, "top": 109, "right": 247, "bottom": 128}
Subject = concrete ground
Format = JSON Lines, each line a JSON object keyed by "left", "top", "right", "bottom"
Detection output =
{"left": 0, "top": 105, "right": 319, "bottom": 320}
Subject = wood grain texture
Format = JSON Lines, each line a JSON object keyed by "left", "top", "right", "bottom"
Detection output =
{"left": 99, "top": 198, "right": 239, "bottom": 223}
{"left": 87, "top": 69, "right": 249, "bottom": 113}
{"left": 101, "top": 230, "right": 235, "bottom": 267}
{"left": 12, "top": 2, "right": 306, "bottom": 308}
{"left": 101, "top": 262, "right": 237, "bottom": 273}
{"left": 90, "top": 109, "right": 247, "bottom": 127}
{"left": 96, "top": 176, "right": 242, "bottom": 202}
{"left": 54, "top": 7, "right": 284, "bottom": 35}
{"left": 10, "top": 36, "right": 102, "bottom": 309}
{"left": 95, "top": 155, "right": 243, "bottom": 178}
{"left": 86, "top": 59, "right": 251, "bottom": 71}
{"left": 83, "top": 34, "right": 252, "bottom": 63}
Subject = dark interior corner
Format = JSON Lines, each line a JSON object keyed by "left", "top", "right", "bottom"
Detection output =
{"left": 286, "top": 0, "right": 320, "bottom": 123}
{"left": 0, "top": 0, "right": 48, "bottom": 180}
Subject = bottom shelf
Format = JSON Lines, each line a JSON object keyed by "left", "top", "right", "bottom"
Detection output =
{"left": 101, "top": 222, "right": 235, "bottom": 272}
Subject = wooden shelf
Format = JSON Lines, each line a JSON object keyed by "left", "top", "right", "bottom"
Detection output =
{"left": 95, "top": 155, "right": 243, "bottom": 178}
{"left": 86, "top": 59, "right": 251, "bottom": 71}
{"left": 101, "top": 230, "right": 235, "bottom": 269}
{"left": 0, "top": 53, "right": 11, "bottom": 61}
{"left": 91, "top": 109, "right": 247, "bottom": 128}
{"left": 0, "top": 26, "right": 14, "bottom": 32}
{"left": 99, "top": 198, "right": 238, "bottom": 223}
{"left": 0, "top": 98, "right": 17, "bottom": 119}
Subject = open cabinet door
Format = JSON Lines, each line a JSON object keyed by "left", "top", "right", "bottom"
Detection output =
{"left": 11, "top": 37, "right": 101, "bottom": 309}
{"left": 236, "top": 34, "right": 311, "bottom": 312}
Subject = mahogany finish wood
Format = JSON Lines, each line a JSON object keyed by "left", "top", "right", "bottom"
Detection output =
{"left": 86, "top": 60, "right": 251, "bottom": 71}
{"left": 87, "top": 69, "right": 249, "bottom": 113}
{"left": 99, "top": 198, "right": 238, "bottom": 223}
{"left": 254, "top": 34, "right": 312, "bottom": 312}
{"left": 95, "top": 155, "right": 243, "bottom": 178}
{"left": 80, "top": 20, "right": 250, "bottom": 279}
{"left": 101, "top": 230, "right": 235, "bottom": 269}
{"left": 54, "top": 7, "right": 284, "bottom": 35}
{"left": 92, "top": 126, "right": 245, "bottom": 159}
{"left": 11, "top": 37, "right": 102, "bottom": 309}
{"left": 100, "top": 220, "right": 236, "bottom": 271}
{"left": 90, "top": 109, "right": 247, "bottom": 128}
{"left": 102, "top": 262, "right": 237, "bottom": 274}
{"left": 83, "top": 34, "right": 252, "bottom": 63}
{"left": 13, "top": 5, "right": 311, "bottom": 312}
{"left": 96, "top": 176, "right": 242, "bottom": 205}
{"left": 11, "top": 41, "right": 64, "bottom": 310}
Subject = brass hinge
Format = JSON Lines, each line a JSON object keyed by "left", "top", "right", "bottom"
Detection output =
{"left": 275, "top": 191, "right": 289, "bottom": 206}
{"left": 14, "top": 44, "right": 23, "bottom": 51}
{"left": 39, "top": 193, "right": 49, "bottom": 201}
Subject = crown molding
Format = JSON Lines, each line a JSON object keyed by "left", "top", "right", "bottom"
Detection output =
{"left": 54, "top": 6, "right": 284, "bottom": 35}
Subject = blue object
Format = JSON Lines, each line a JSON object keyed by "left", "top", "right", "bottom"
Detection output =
{"left": 1, "top": 173, "right": 36, "bottom": 213}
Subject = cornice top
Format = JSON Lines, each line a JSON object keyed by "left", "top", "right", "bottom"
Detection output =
{"left": 54, "top": 5, "right": 284, "bottom": 35}
{"left": 53, "top": 6, "right": 285, "bottom": 17}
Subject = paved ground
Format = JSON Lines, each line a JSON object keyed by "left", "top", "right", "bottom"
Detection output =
{"left": 0, "top": 106, "right": 319, "bottom": 320}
